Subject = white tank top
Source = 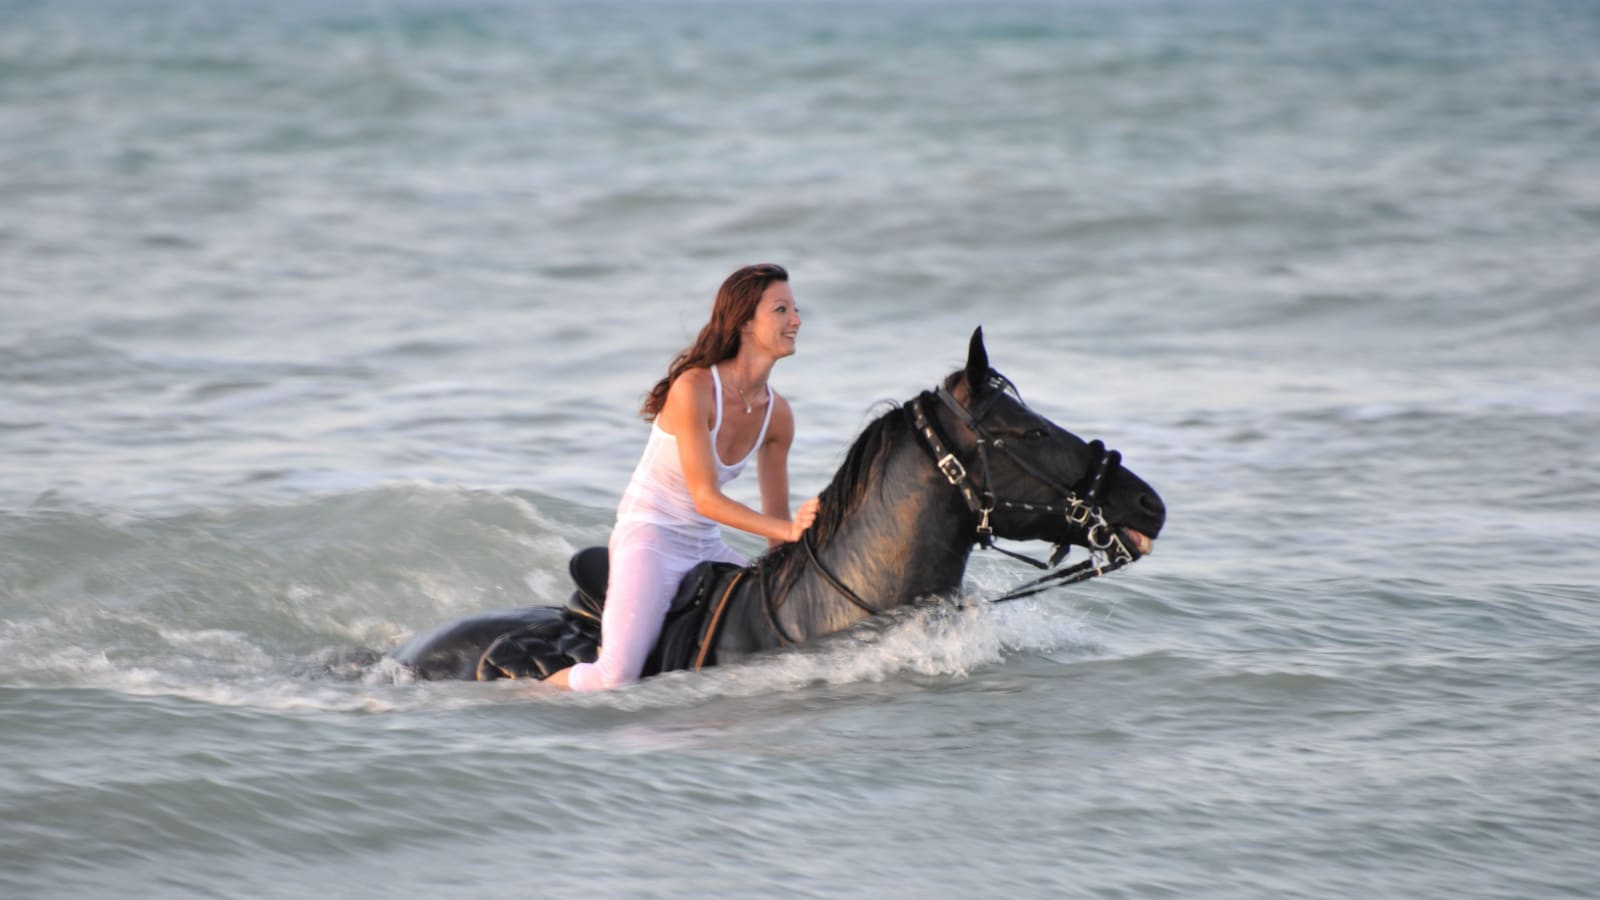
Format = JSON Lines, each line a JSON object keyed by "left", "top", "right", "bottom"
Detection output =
{"left": 615, "top": 366, "right": 775, "bottom": 534}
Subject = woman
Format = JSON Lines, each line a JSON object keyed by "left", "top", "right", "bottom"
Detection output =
{"left": 547, "top": 263, "right": 820, "bottom": 691}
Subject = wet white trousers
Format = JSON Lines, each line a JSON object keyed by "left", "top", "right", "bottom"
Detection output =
{"left": 565, "top": 521, "right": 749, "bottom": 691}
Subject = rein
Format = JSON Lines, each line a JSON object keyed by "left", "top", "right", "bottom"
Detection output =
{"left": 795, "top": 378, "right": 1138, "bottom": 620}
{"left": 803, "top": 530, "right": 879, "bottom": 617}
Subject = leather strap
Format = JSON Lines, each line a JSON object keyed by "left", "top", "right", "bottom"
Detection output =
{"left": 692, "top": 569, "right": 747, "bottom": 670}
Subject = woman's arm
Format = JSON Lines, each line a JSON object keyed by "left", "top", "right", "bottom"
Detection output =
{"left": 756, "top": 393, "right": 804, "bottom": 549}
{"left": 660, "top": 370, "right": 813, "bottom": 544}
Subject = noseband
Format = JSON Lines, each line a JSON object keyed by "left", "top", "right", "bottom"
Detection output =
{"left": 799, "top": 376, "right": 1139, "bottom": 620}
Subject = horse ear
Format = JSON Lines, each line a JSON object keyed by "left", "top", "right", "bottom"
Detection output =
{"left": 965, "top": 326, "right": 990, "bottom": 391}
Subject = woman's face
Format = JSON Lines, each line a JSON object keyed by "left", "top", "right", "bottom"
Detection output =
{"left": 741, "top": 282, "right": 801, "bottom": 359}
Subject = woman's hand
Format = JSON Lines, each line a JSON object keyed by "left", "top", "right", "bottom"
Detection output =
{"left": 787, "top": 497, "right": 821, "bottom": 542}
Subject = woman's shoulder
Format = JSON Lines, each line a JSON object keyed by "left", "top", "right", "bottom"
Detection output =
{"left": 764, "top": 388, "right": 795, "bottom": 442}
{"left": 668, "top": 366, "right": 714, "bottom": 399}
{"left": 662, "top": 366, "right": 716, "bottom": 421}
{"left": 769, "top": 387, "right": 792, "bottom": 417}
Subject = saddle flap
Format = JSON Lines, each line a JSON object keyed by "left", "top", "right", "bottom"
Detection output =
{"left": 561, "top": 547, "right": 744, "bottom": 677}
{"left": 645, "top": 560, "right": 745, "bottom": 677}
{"left": 669, "top": 560, "right": 730, "bottom": 615}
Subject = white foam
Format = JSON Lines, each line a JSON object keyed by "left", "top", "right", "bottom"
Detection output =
{"left": 155, "top": 627, "right": 272, "bottom": 666}
{"left": 548, "top": 590, "right": 1104, "bottom": 712}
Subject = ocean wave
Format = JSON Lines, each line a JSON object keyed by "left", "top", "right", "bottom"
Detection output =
{"left": 0, "top": 484, "right": 591, "bottom": 683}
{"left": 0, "top": 475, "right": 1118, "bottom": 712}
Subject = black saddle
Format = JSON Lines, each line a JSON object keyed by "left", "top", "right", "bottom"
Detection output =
{"left": 475, "top": 547, "right": 744, "bottom": 681}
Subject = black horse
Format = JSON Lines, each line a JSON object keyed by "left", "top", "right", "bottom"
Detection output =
{"left": 391, "top": 328, "right": 1165, "bottom": 682}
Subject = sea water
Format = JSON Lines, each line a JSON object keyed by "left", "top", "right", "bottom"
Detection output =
{"left": 2, "top": 1, "right": 1598, "bottom": 897}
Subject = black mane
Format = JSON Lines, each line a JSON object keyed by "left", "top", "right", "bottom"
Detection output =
{"left": 756, "top": 395, "right": 925, "bottom": 595}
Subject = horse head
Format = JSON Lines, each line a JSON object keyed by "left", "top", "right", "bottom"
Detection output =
{"left": 927, "top": 328, "right": 1165, "bottom": 562}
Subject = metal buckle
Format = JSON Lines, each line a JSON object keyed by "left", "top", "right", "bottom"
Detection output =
{"left": 1088, "top": 523, "right": 1115, "bottom": 550}
{"left": 937, "top": 454, "right": 967, "bottom": 485}
{"left": 1065, "top": 501, "right": 1093, "bottom": 526}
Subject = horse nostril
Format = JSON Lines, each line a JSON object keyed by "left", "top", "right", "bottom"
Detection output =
{"left": 1139, "top": 492, "right": 1165, "bottom": 517}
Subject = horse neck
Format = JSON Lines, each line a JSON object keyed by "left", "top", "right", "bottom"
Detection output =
{"left": 781, "top": 439, "right": 975, "bottom": 641}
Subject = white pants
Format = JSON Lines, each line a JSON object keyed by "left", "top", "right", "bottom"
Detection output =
{"left": 565, "top": 521, "right": 749, "bottom": 692}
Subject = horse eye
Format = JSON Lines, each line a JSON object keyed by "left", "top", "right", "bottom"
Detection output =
{"left": 1022, "top": 428, "right": 1047, "bottom": 442}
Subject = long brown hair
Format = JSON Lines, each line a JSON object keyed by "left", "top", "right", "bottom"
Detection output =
{"left": 640, "top": 263, "right": 789, "bottom": 421}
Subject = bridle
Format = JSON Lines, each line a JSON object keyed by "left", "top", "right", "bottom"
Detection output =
{"left": 911, "top": 375, "right": 1139, "bottom": 602}
{"left": 798, "top": 374, "right": 1140, "bottom": 619}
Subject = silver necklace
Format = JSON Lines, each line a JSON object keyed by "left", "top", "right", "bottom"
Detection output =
{"left": 731, "top": 368, "right": 762, "bottom": 414}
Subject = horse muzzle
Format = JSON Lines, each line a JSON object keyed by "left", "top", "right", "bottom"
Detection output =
{"left": 1122, "top": 527, "right": 1155, "bottom": 557}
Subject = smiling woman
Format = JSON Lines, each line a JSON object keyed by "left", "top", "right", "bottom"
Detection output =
{"left": 545, "top": 263, "right": 820, "bottom": 692}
